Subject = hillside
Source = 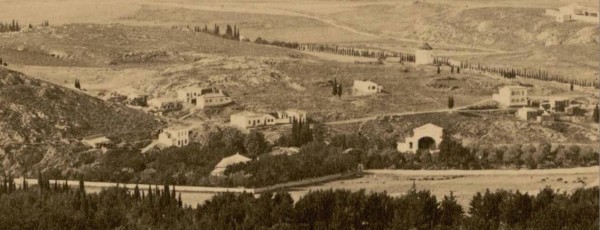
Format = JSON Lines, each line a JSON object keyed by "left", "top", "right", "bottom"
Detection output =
{"left": 0, "top": 67, "right": 162, "bottom": 175}
{"left": 0, "top": 23, "right": 305, "bottom": 67}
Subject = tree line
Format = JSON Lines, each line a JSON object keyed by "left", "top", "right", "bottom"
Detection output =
{"left": 50, "top": 124, "right": 598, "bottom": 188}
{"left": 298, "top": 43, "right": 415, "bottom": 62}
{"left": 0, "top": 174, "right": 597, "bottom": 229}
{"left": 0, "top": 19, "right": 50, "bottom": 33}
{"left": 174, "top": 23, "right": 241, "bottom": 41}
{"left": 442, "top": 59, "right": 600, "bottom": 89}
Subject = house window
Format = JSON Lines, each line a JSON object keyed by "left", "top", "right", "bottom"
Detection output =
{"left": 409, "top": 142, "right": 413, "bottom": 149}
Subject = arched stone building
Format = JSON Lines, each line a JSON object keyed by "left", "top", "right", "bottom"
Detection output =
{"left": 397, "top": 123, "right": 443, "bottom": 154}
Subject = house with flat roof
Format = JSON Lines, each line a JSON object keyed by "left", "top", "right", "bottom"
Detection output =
{"left": 415, "top": 43, "right": 434, "bottom": 65}
{"left": 493, "top": 85, "right": 528, "bottom": 107}
{"left": 230, "top": 111, "right": 277, "bottom": 129}
{"left": 353, "top": 80, "right": 383, "bottom": 95}
{"left": 546, "top": 3, "right": 599, "bottom": 24}
{"left": 157, "top": 126, "right": 191, "bottom": 148}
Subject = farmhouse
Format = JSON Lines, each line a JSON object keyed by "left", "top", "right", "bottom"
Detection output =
{"left": 148, "top": 98, "right": 183, "bottom": 112}
{"left": 177, "top": 87, "right": 232, "bottom": 109}
{"left": 230, "top": 111, "right": 277, "bottom": 129}
{"left": 546, "top": 4, "right": 599, "bottom": 24}
{"left": 211, "top": 153, "right": 252, "bottom": 177}
{"left": 82, "top": 135, "right": 111, "bottom": 149}
{"left": 397, "top": 123, "right": 443, "bottom": 154}
{"left": 415, "top": 43, "right": 434, "bottom": 65}
{"left": 517, "top": 107, "right": 540, "bottom": 121}
{"left": 492, "top": 85, "right": 528, "bottom": 107}
{"left": 158, "top": 126, "right": 191, "bottom": 148}
{"left": 353, "top": 80, "right": 383, "bottom": 95}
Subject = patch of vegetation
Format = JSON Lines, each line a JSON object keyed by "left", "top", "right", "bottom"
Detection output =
{"left": 0, "top": 176, "right": 597, "bottom": 230}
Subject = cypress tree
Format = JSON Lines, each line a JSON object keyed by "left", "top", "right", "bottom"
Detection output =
{"left": 448, "top": 96, "right": 454, "bottom": 109}
{"left": 332, "top": 78, "right": 338, "bottom": 96}
{"left": 593, "top": 104, "right": 599, "bottom": 123}
{"left": 337, "top": 84, "right": 342, "bottom": 97}
{"left": 457, "top": 66, "right": 460, "bottom": 74}
{"left": 451, "top": 66, "right": 454, "bottom": 74}
{"left": 437, "top": 66, "right": 441, "bottom": 75}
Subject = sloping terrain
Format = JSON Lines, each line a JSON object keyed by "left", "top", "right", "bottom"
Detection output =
{"left": 0, "top": 23, "right": 305, "bottom": 67}
{"left": 0, "top": 67, "right": 161, "bottom": 144}
{"left": 0, "top": 67, "right": 162, "bottom": 175}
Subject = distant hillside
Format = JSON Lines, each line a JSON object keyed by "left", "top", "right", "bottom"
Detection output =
{"left": 0, "top": 67, "right": 161, "bottom": 145}
{"left": 0, "top": 24, "right": 305, "bottom": 67}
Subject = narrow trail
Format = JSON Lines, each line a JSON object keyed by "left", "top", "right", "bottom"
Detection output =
{"left": 324, "top": 99, "right": 496, "bottom": 126}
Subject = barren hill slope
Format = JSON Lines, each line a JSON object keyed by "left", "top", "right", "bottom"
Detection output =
{"left": 0, "top": 67, "right": 161, "bottom": 146}
{"left": 0, "top": 24, "right": 305, "bottom": 67}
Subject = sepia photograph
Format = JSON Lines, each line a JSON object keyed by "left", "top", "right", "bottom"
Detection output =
{"left": 0, "top": 0, "right": 598, "bottom": 229}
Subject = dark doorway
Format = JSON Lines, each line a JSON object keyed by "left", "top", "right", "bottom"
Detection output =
{"left": 191, "top": 98, "right": 197, "bottom": 105}
{"left": 418, "top": 137, "right": 436, "bottom": 152}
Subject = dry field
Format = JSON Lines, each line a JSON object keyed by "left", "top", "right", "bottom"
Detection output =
{"left": 289, "top": 166, "right": 600, "bottom": 209}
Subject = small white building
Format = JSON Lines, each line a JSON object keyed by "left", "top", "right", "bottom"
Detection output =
{"left": 517, "top": 107, "right": 540, "bottom": 121}
{"left": 196, "top": 92, "right": 233, "bottom": 109}
{"left": 158, "top": 126, "right": 191, "bottom": 148}
{"left": 397, "top": 123, "right": 443, "bottom": 154}
{"left": 177, "top": 87, "right": 233, "bottom": 109}
{"left": 211, "top": 153, "right": 252, "bottom": 177}
{"left": 415, "top": 43, "right": 434, "bottom": 65}
{"left": 492, "top": 85, "right": 528, "bottom": 107}
{"left": 148, "top": 98, "right": 183, "bottom": 112}
{"left": 82, "top": 135, "right": 111, "bottom": 149}
{"left": 177, "top": 87, "right": 205, "bottom": 104}
{"left": 353, "top": 80, "right": 383, "bottom": 95}
{"left": 230, "top": 111, "right": 277, "bottom": 129}
{"left": 546, "top": 4, "right": 599, "bottom": 24}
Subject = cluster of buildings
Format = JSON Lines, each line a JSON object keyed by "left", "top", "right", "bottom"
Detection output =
{"left": 546, "top": 3, "right": 599, "bottom": 24}
{"left": 105, "top": 86, "right": 233, "bottom": 115}
{"left": 230, "top": 109, "right": 307, "bottom": 129}
{"left": 492, "top": 85, "right": 584, "bottom": 122}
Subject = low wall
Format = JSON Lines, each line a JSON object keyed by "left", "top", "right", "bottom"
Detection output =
{"left": 254, "top": 171, "right": 360, "bottom": 193}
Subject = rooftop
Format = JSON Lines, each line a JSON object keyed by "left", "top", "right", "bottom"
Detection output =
{"left": 418, "top": 43, "right": 433, "bottom": 50}
{"left": 215, "top": 153, "right": 251, "bottom": 168}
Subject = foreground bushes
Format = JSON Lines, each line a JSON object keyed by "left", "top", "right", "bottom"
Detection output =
{"left": 0, "top": 176, "right": 597, "bottom": 229}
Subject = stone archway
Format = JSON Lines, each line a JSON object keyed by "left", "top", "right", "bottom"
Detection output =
{"left": 417, "top": 136, "right": 436, "bottom": 152}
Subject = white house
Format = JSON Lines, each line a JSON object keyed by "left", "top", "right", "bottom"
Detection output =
{"left": 517, "top": 107, "right": 540, "bottom": 121}
{"left": 211, "top": 153, "right": 252, "bottom": 177}
{"left": 177, "top": 87, "right": 233, "bottom": 109}
{"left": 353, "top": 80, "right": 383, "bottom": 95}
{"left": 492, "top": 85, "right": 528, "bottom": 107}
{"left": 196, "top": 92, "right": 233, "bottom": 109}
{"left": 148, "top": 98, "right": 183, "bottom": 112}
{"left": 397, "top": 123, "right": 443, "bottom": 154}
{"left": 415, "top": 43, "right": 434, "bottom": 65}
{"left": 546, "top": 4, "right": 599, "bottom": 24}
{"left": 82, "top": 135, "right": 111, "bottom": 149}
{"left": 158, "top": 126, "right": 191, "bottom": 148}
{"left": 177, "top": 87, "right": 205, "bottom": 104}
{"left": 230, "top": 111, "right": 277, "bottom": 129}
